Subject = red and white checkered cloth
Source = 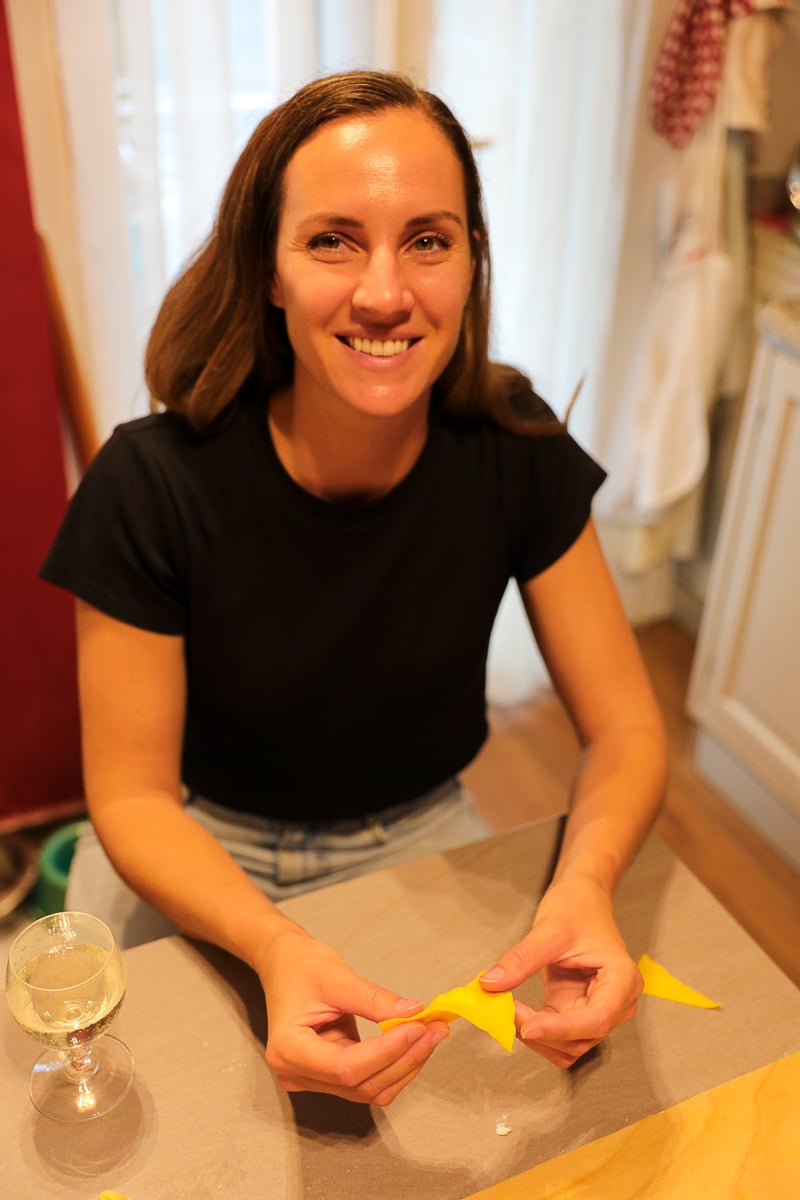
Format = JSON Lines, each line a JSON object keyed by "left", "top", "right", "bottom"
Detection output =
{"left": 650, "top": 0, "right": 754, "bottom": 148}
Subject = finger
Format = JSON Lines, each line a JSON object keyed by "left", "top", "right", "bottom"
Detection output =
{"left": 520, "top": 1034, "right": 603, "bottom": 1069}
{"left": 480, "top": 926, "right": 565, "bottom": 991}
{"left": 273, "top": 1016, "right": 448, "bottom": 1088}
{"left": 370, "top": 1057, "right": 432, "bottom": 1106}
{"left": 363, "top": 988, "right": 426, "bottom": 1023}
{"left": 533, "top": 960, "right": 639, "bottom": 1027}
{"left": 282, "top": 1054, "right": 427, "bottom": 1106}
{"left": 356, "top": 1020, "right": 450, "bottom": 1102}
{"left": 513, "top": 996, "right": 588, "bottom": 1034}
{"left": 549, "top": 959, "right": 641, "bottom": 1006}
{"left": 510, "top": 1000, "right": 596, "bottom": 1067}
{"left": 271, "top": 1014, "right": 421, "bottom": 1081}
{"left": 353, "top": 1021, "right": 451, "bottom": 1106}
{"left": 323, "top": 974, "right": 425, "bottom": 1025}
{"left": 276, "top": 1022, "right": 449, "bottom": 1104}
{"left": 519, "top": 996, "right": 638, "bottom": 1044}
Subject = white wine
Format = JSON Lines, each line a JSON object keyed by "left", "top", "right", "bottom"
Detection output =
{"left": 7, "top": 941, "right": 126, "bottom": 1051}
{"left": 6, "top": 914, "right": 135, "bottom": 1122}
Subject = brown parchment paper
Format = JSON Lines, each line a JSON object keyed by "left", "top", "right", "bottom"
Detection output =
{"left": 1, "top": 822, "right": 798, "bottom": 1199}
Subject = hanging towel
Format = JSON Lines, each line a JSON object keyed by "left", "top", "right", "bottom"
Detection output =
{"left": 630, "top": 219, "right": 737, "bottom": 512}
{"left": 650, "top": 0, "right": 755, "bottom": 149}
{"left": 629, "top": 98, "right": 738, "bottom": 514}
{"left": 723, "top": 0, "right": 789, "bottom": 133}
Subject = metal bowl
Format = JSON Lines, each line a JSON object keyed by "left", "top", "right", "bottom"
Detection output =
{"left": 0, "top": 835, "right": 38, "bottom": 920}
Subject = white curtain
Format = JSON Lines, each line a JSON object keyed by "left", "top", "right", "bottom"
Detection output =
{"left": 51, "top": 0, "right": 426, "bottom": 435}
{"left": 48, "top": 0, "right": 654, "bottom": 704}
{"left": 428, "top": 0, "right": 650, "bottom": 702}
{"left": 429, "top": 1, "right": 648, "bottom": 449}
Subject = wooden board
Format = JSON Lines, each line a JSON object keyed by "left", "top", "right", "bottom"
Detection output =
{"left": 464, "top": 1051, "right": 800, "bottom": 1199}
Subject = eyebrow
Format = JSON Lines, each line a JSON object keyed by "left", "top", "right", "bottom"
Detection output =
{"left": 297, "top": 210, "right": 467, "bottom": 230}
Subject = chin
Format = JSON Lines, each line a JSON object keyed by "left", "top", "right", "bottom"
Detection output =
{"left": 350, "top": 397, "right": 429, "bottom": 421}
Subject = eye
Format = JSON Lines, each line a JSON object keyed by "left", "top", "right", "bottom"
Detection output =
{"left": 411, "top": 232, "right": 452, "bottom": 253}
{"left": 307, "top": 232, "right": 350, "bottom": 257}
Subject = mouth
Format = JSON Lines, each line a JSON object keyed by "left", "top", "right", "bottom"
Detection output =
{"left": 339, "top": 336, "right": 418, "bottom": 358}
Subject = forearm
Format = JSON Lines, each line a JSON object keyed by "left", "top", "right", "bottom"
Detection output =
{"left": 551, "top": 719, "right": 668, "bottom": 895}
{"left": 89, "top": 792, "right": 304, "bottom": 974}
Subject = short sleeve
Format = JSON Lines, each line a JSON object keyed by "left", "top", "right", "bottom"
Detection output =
{"left": 511, "top": 432, "right": 607, "bottom": 583}
{"left": 40, "top": 424, "right": 188, "bottom": 634}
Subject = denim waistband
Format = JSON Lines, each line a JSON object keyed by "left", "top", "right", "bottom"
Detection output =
{"left": 184, "top": 777, "right": 461, "bottom": 837}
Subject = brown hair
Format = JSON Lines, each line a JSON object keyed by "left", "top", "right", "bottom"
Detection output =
{"left": 145, "top": 70, "right": 562, "bottom": 435}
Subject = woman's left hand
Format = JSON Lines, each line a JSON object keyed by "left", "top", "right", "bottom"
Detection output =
{"left": 479, "top": 876, "right": 642, "bottom": 1067}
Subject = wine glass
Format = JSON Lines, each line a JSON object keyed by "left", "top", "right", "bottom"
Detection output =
{"left": 788, "top": 149, "right": 800, "bottom": 245}
{"left": 5, "top": 911, "right": 134, "bottom": 1122}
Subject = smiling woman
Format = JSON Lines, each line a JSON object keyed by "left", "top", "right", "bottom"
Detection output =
{"left": 144, "top": 72, "right": 539, "bottom": 440}
{"left": 265, "top": 108, "right": 476, "bottom": 496}
{"left": 8, "top": 0, "right": 653, "bottom": 719}
{"left": 39, "top": 70, "right": 667, "bottom": 1107}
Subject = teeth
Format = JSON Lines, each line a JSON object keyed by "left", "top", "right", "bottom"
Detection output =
{"left": 349, "top": 337, "right": 410, "bottom": 357}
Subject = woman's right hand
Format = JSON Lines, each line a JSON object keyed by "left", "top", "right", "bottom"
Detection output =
{"left": 256, "top": 927, "right": 450, "bottom": 1106}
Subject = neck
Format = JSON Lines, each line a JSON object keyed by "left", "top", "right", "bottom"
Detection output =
{"left": 267, "top": 389, "right": 430, "bottom": 503}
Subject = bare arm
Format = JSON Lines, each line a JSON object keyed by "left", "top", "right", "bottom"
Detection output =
{"left": 479, "top": 520, "right": 668, "bottom": 1064}
{"left": 520, "top": 519, "right": 667, "bottom": 892}
{"left": 76, "top": 601, "right": 291, "bottom": 963}
{"left": 75, "top": 601, "right": 447, "bottom": 1102}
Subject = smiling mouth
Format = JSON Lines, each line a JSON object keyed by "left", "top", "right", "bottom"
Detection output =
{"left": 340, "top": 336, "right": 417, "bottom": 357}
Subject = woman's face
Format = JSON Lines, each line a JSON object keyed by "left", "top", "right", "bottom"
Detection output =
{"left": 269, "top": 108, "right": 475, "bottom": 424}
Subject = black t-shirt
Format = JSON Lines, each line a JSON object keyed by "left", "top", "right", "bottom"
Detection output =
{"left": 41, "top": 397, "right": 605, "bottom": 819}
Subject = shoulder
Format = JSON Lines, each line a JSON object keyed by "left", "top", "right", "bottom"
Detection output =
{"left": 66, "top": 404, "right": 264, "bottom": 545}
{"left": 88, "top": 410, "right": 195, "bottom": 478}
{"left": 435, "top": 409, "right": 605, "bottom": 485}
{"left": 93, "top": 401, "right": 259, "bottom": 482}
{"left": 432, "top": 408, "right": 606, "bottom": 579}
{"left": 103, "top": 408, "right": 215, "bottom": 458}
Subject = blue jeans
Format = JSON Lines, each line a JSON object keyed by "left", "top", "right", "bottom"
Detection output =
{"left": 65, "top": 780, "right": 489, "bottom": 949}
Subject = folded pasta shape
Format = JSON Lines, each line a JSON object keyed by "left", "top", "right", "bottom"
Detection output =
{"left": 379, "top": 974, "right": 516, "bottom": 1052}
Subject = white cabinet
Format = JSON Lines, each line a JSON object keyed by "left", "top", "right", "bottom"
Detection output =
{"left": 688, "top": 301, "right": 800, "bottom": 871}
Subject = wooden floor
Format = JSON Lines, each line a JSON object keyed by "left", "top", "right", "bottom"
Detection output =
{"left": 463, "top": 619, "right": 800, "bottom": 988}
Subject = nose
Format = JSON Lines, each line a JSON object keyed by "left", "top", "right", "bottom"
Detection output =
{"left": 352, "top": 247, "right": 413, "bottom": 322}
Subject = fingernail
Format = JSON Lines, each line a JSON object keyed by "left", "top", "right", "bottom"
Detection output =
{"left": 431, "top": 1027, "right": 449, "bottom": 1047}
{"left": 521, "top": 1025, "right": 538, "bottom": 1040}
{"left": 480, "top": 968, "right": 503, "bottom": 983}
{"left": 394, "top": 998, "right": 423, "bottom": 1015}
{"left": 404, "top": 1023, "right": 426, "bottom": 1044}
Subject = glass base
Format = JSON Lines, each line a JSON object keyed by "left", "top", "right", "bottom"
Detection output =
{"left": 29, "top": 1036, "right": 135, "bottom": 1123}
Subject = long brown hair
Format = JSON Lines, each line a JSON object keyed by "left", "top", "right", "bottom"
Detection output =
{"left": 145, "top": 70, "right": 562, "bottom": 434}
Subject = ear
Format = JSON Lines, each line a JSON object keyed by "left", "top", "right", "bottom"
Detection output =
{"left": 268, "top": 274, "right": 285, "bottom": 309}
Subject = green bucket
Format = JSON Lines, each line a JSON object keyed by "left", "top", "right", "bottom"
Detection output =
{"left": 28, "top": 821, "right": 88, "bottom": 918}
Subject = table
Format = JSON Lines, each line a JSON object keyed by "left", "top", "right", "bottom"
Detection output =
{"left": 2, "top": 818, "right": 799, "bottom": 1198}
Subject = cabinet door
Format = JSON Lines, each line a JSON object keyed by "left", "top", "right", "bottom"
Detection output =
{"left": 688, "top": 339, "right": 800, "bottom": 818}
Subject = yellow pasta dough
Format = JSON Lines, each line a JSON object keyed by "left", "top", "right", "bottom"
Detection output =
{"left": 637, "top": 953, "right": 721, "bottom": 1009}
{"left": 380, "top": 974, "right": 516, "bottom": 1052}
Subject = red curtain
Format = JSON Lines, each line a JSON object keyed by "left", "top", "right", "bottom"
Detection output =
{"left": 0, "top": 6, "right": 83, "bottom": 829}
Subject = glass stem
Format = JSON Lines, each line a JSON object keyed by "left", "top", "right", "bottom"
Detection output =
{"left": 64, "top": 1043, "right": 101, "bottom": 1113}
{"left": 64, "top": 1044, "right": 98, "bottom": 1082}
